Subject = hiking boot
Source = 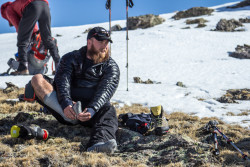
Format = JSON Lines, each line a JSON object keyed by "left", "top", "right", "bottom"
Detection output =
{"left": 87, "top": 139, "right": 117, "bottom": 154}
{"left": 10, "top": 125, "right": 49, "bottom": 140}
{"left": 11, "top": 69, "right": 29, "bottom": 75}
{"left": 150, "top": 105, "right": 169, "bottom": 136}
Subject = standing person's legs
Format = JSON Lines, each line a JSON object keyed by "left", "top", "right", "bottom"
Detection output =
{"left": 37, "top": 1, "right": 60, "bottom": 69}
{"left": 17, "top": 2, "right": 40, "bottom": 73}
{"left": 86, "top": 105, "right": 118, "bottom": 153}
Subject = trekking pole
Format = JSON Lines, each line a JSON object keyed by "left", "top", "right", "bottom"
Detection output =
{"left": 126, "top": 0, "right": 134, "bottom": 91}
{"left": 205, "top": 120, "right": 220, "bottom": 155}
{"left": 206, "top": 120, "right": 249, "bottom": 160}
{"left": 106, "top": 0, "right": 112, "bottom": 57}
{"left": 213, "top": 125, "right": 249, "bottom": 160}
{"left": 212, "top": 128, "right": 220, "bottom": 155}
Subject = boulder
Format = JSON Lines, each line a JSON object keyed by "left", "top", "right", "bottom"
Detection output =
{"left": 217, "top": 89, "right": 250, "bottom": 103}
{"left": 128, "top": 14, "right": 165, "bottom": 30}
{"left": 196, "top": 23, "right": 207, "bottom": 28}
{"left": 172, "top": 7, "right": 214, "bottom": 20}
{"left": 239, "top": 17, "right": 250, "bottom": 23}
{"left": 215, "top": 19, "right": 243, "bottom": 32}
{"left": 133, "top": 77, "right": 161, "bottom": 84}
{"left": 176, "top": 81, "right": 187, "bottom": 88}
{"left": 229, "top": 44, "right": 250, "bottom": 59}
{"left": 186, "top": 18, "right": 208, "bottom": 25}
{"left": 185, "top": 18, "right": 208, "bottom": 28}
{"left": 133, "top": 77, "right": 153, "bottom": 84}
{"left": 111, "top": 24, "right": 123, "bottom": 31}
{"left": 3, "top": 82, "right": 19, "bottom": 94}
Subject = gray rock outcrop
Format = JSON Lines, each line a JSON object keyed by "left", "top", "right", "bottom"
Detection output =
{"left": 172, "top": 7, "right": 214, "bottom": 20}
{"left": 215, "top": 19, "right": 243, "bottom": 32}
{"left": 186, "top": 18, "right": 208, "bottom": 25}
{"left": 111, "top": 24, "right": 123, "bottom": 31}
{"left": 230, "top": 44, "right": 250, "bottom": 59}
{"left": 239, "top": 17, "right": 250, "bottom": 23}
{"left": 217, "top": 89, "right": 250, "bottom": 103}
{"left": 128, "top": 14, "right": 165, "bottom": 30}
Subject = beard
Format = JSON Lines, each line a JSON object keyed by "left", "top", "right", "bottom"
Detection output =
{"left": 88, "top": 44, "right": 109, "bottom": 64}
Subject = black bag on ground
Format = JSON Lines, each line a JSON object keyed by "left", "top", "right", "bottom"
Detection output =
{"left": 118, "top": 113, "right": 152, "bottom": 135}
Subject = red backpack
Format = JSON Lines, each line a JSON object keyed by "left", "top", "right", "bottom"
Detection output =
{"left": 28, "top": 32, "right": 54, "bottom": 69}
{"left": 30, "top": 32, "right": 48, "bottom": 60}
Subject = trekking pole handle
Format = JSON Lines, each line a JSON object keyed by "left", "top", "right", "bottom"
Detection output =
{"left": 106, "top": 0, "right": 111, "bottom": 9}
{"left": 128, "top": 0, "right": 134, "bottom": 8}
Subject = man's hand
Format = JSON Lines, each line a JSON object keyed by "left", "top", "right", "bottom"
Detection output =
{"left": 64, "top": 105, "right": 77, "bottom": 120}
{"left": 77, "top": 108, "right": 91, "bottom": 122}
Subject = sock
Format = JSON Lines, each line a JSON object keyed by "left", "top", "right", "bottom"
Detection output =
{"left": 43, "top": 91, "right": 78, "bottom": 124}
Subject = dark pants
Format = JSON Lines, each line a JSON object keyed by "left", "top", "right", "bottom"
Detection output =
{"left": 38, "top": 99, "right": 118, "bottom": 148}
{"left": 17, "top": 0, "right": 60, "bottom": 71}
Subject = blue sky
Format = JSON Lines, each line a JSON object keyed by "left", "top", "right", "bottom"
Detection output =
{"left": 0, "top": 0, "right": 239, "bottom": 34}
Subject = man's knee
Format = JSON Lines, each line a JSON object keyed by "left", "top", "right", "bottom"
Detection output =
{"left": 31, "top": 74, "right": 44, "bottom": 87}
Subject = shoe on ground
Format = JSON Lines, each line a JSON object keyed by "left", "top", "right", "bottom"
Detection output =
{"left": 87, "top": 139, "right": 117, "bottom": 154}
{"left": 11, "top": 69, "right": 29, "bottom": 75}
{"left": 150, "top": 105, "right": 169, "bottom": 136}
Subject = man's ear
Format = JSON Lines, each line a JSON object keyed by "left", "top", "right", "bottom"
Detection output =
{"left": 87, "top": 39, "right": 92, "bottom": 49}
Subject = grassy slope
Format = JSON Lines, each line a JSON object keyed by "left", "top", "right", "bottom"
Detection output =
{"left": 0, "top": 88, "right": 249, "bottom": 167}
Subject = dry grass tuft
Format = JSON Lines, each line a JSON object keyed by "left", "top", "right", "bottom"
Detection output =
{"left": 116, "top": 103, "right": 150, "bottom": 115}
{"left": 0, "top": 88, "right": 41, "bottom": 114}
{"left": 226, "top": 112, "right": 235, "bottom": 116}
{"left": 238, "top": 110, "right": 250, "bottom": 116}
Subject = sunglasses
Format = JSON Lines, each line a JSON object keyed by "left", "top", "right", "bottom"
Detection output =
{"left": 92, "top": 31, "right": 110, "bottom": 38}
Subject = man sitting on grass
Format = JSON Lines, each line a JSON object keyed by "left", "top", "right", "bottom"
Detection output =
{"left": 31, "top": 27, "right": 120, "bottom": 153}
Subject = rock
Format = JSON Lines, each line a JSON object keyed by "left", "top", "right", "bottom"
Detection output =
{"left": 128, "top": 14, "right": 165, "bottom": 30}
{"left": 111, "top": 24, "right": 123, "bottom": 31}
{"left": 215, "top": 19, "right": 243, "bottom": 32}
{"left": 176, "top": 82, "right": 186, "bottom": 88}
{"left": 38, "top": 157, "right": 51, "bottom": 167}
{"left": 217, "top": 89, "right": 250, "bottom": 103}
{"left": 196, "top": 23, "right": 207, "bottom": 28}
{"left": 3, "top": 82, "right": 19, "bottom": 94}
{"left": 74, "top": 35, "right": 81, "bottom": 39}
{"left": 217, "top": 95, "right": 237, "bottom": 103}
{"left": 186, "top": 18, "right": 208, "bottom": 25}
{"left": 227, "top": 0, "right": 250, "bottom": 9}
{"left": 133, "top": 77, "right": 143, "bottom": 83}
{"left": 239, "top": 17, "right": 250, "bottom": 23}
{"left": 133, "top": 77, "right": 160, "bottom": 84}
{"left": 145, "top": 79, "right": 153, "bottom": 84}
{"left": 172, "top": 7, "right": 214, "bottom": 20}
{"left": 181, "top": 26, "right": 191, "bottom": 29}
{"left": 229, "top": 44, "right": 250, "bottom": 59}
